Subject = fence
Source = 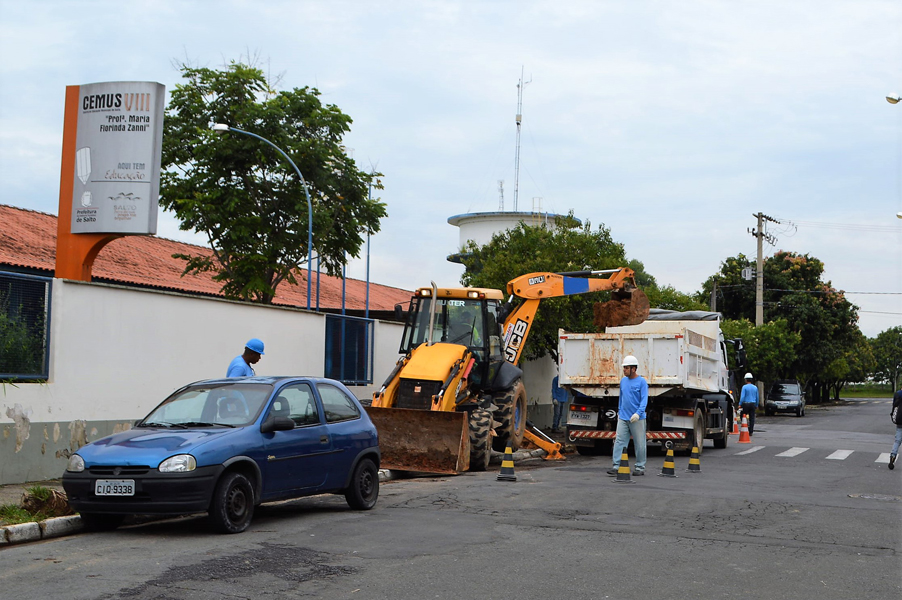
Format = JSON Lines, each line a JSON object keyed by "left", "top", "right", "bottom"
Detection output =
{"left": 0, "top": 271, "right": 52, "bottom": 380}
{"left": 324, "top": 314, "right": 374, "bottom": 385}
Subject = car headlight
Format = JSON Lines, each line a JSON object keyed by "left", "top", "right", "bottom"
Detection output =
{"left": 158, "top": 454, "right": 197, "bottom": 473}
{"left": 67, "top": 454, "right": 85, "bottom": 473}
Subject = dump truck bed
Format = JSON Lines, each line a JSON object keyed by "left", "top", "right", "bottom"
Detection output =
{"left": 558, "top": 320, "right": 729, "bottom": 397}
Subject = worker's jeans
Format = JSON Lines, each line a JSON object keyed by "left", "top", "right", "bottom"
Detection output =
{"left": 741, "top": 403, "right": 757, "bottom": 435}
{"left": 552, "top": 401, "right": 566, "bottom": 430}
{"left": 612, "top": 418, "right": 647, "bottom": 472}
{"left": 892, "top": 427, "right": 902, "bottom": 457}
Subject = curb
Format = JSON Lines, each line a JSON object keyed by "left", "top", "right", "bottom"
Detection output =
{"left": 1, "top": 515, "right": 83, "bottom": 547}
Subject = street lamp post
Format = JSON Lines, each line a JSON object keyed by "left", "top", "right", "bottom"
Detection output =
{"left": 888, "top": 95, "right": 902, "bottom": 218}
{"left": 211, "top": 124, "right": 314, "bottom": 310}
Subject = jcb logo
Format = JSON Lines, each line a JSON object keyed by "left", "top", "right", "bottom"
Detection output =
{"left": 528, "top": 275, "right": 545, "bottom": 285}
{"left": 503, "top": 319, "right": 529, "bottom": 363}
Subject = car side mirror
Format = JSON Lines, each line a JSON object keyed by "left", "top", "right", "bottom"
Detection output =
{"left": 260, "top": 415, "right": 296, "bottom": 433}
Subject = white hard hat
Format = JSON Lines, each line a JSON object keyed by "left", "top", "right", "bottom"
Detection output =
{"left": 744, "top": 373, "right": 753, "bottom": 379}
{"left": 622, "top": 355, "right": 639, "bottom": 368}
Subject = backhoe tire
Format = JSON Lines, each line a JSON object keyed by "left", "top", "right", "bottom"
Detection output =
{"left": 491, "top": 379, "right": 527, "bottom": 452}
{"left": 468, "top": 408, "right": 492, "bottom": 471}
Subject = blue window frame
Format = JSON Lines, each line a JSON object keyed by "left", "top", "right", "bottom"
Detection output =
{"left": 324, "top": 314, "right": 374, "bottom": 385}
{"left": 0, "top": 271, "right": 52, "bottom": 380}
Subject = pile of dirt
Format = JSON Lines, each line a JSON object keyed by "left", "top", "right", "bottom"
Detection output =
{"left": 593, "top": 289, "right": 650, "bottom": 329}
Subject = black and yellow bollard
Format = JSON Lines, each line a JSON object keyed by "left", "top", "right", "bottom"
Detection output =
{"left": 658, "top": 447, "right": 678, "bottom": 478}
{"left": 497, "top": 445, "right": 517, "bottom": 481}
{"left": 613, "top": 452, "right": 634, "bottom": 484}
{"left": 686, "top": 446, "right": 702, "bottom": 473}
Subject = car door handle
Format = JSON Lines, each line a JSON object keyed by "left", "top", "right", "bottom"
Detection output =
{"left": 320, "top": 435, "right": 329, "bottom": 444}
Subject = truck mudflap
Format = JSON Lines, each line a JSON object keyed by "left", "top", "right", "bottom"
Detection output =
{"left": 365, "top": 407, "right": 470, "bottom": 474}
{"left": 569, "top": 430, "right": 687, "bottom": 440}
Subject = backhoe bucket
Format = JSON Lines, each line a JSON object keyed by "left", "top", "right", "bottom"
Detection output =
{"left": 593, "top": 289, "right": 651, "bottom": 329}
{"left": 365, "top": 407, "right": 470, "bottom": 474}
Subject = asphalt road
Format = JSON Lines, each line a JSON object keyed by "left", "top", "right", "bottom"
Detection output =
{"left": 1, "top": 399, "right": 899, "bottom": 599}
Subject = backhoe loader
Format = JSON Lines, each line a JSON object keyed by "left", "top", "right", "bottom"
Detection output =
{"left": 368, "top": 268, "right": 649, "bottom": 473}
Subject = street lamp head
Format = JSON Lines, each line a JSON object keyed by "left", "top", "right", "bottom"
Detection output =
{"left": 887, "top": 94, "right": 901, "bottom": 105}
{"left": 897, "top": 211, "right": 902, "bottom": 219}
{"left": 211, "top": 123, "right": 231, "bottom": 134}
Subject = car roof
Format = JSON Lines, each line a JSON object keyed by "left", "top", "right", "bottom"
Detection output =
{"left": 182, "top": 376, "right": 344, "bottom": 386}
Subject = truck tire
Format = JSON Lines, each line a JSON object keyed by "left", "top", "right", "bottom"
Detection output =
{"left": 576, "top": 440, "right": 613, "bottom": 456}
{"left": 714, "top": 427, "right": 729, "bottom": 449}
{"left": 491, "top": 379, "right": 527, "bottom": 452}
{"left": 468, "top": 408, "right": 492, "bottom": 471}
{"left": 691, "top": 411, "right": 705, "bottom": 456}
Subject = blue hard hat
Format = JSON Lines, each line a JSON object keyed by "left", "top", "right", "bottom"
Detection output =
{"left": 245, "top": 338, "right": 265, "bottom": 355}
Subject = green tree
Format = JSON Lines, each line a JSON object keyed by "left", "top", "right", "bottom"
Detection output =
{"left": 701, "top": 251, "right": 861, "bottom": 402}
{"left": 160, "top": 61, "right": 386, "bottom": 303}
{"left": 459, "top": 218, "right": 628, "bottom": 361}
{"left": 0, "top": 292, "right": 45, "bottom": 377}
{"left": 720, "top": 318, "right": 801, "bottom": 386}
{"left": 871, "top": 326, "right": 902, "bottom": 390}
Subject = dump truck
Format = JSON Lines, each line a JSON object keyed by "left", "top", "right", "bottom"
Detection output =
{"left": 559, "top": 309, "right": 745, "bottom": 455}
{"left": 368, "top": 268, "right": 650, "bottom": 473}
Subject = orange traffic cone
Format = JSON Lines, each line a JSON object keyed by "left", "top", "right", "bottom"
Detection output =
{"left": 731, "top": 412, "right": 740, "bottom": 435}
{"left": 738, "top": 415, "right": 751, "bottom": 444}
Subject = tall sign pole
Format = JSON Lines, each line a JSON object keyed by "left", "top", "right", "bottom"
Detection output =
{"left": 55, "top": 81, "right": 165, "bottom": 280}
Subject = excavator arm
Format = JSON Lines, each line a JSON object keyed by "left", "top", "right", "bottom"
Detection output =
{"left": 500, "top": 268, "right": 649, "bottom": 365}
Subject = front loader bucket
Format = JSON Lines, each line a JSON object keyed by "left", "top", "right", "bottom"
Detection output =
{"left": 593, "top": 289, "right": 651, "bottom": 329}
{"left": 365, "top": 407, "right": 470, "bottom": 474}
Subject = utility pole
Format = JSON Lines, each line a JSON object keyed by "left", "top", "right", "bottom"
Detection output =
{"left": 709, "top": 279, "right": 717, "bottom": 312}
{"left": 513, "top": 67, "right": 530, "bottom": 212}
{"left": 748, "top": 212, "right": 778, "bottom": 327}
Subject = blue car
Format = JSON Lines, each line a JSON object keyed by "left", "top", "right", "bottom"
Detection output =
{"left": 62, "top": 376, "right": 380, "bottom": 533}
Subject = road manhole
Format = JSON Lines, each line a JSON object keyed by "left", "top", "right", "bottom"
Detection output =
{"left": 848, "top": 493, "right": 902, "bottom": 502}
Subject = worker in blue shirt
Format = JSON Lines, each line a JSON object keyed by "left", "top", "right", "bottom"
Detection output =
{"left": 551, "top": 371, "right": 570, "bottom": 433}
{"left": 227, "top": 338, "right": 265, "bottom": 377}
{"left": 608, "top": 355, "right": 649, "bottom": 476}
{"left": 740, "top": 372, "right": 759, "bottom": 435}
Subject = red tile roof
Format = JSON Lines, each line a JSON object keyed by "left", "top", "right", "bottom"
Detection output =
{"left": 0, "top": 204, "right": 412, "bottom": 312}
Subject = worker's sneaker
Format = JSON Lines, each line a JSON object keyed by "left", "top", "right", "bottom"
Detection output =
{"left": 890, "top": 455, "right": 896, "bottom": 470}
{"left": 606, "top": 468, "right": 619, "bottom": 476}
{"left": 632, "top": 469, "right": 645, "bottom": 476}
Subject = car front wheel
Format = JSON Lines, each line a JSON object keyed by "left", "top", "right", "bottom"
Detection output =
{"left": 209, "top": 472, "right": 255, "bottom": 534}
{"left": 344, "top": 458, "right": 379, "bottom": 510}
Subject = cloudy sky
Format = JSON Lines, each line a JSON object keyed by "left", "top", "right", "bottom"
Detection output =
{"left": 1, "top": 0, "right": 900, "bottom": 337}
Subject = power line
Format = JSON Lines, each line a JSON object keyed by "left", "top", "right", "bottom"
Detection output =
{"left": 776, "top": 218, "right": 902, "bottom": 234}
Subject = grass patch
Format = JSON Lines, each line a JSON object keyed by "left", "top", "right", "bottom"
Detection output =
{"left": 0, "top": 484, "right": 73, "bottom": 526}
{"left": 0, "top": 503, "right": 51, "bottom": 526}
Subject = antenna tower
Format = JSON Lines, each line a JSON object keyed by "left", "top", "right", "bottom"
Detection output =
{"left": 498, "top": 180, "right": 505, "bottom": 211}
{"left": 513, "top": 66, "right": 531, "bottom": 211}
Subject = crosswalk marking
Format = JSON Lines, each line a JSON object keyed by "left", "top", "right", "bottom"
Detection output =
{"left": 775, "top": 447, "right": 809, "bottom": 457}
{"left": 876, "top": 453, "right": 891, "bottom": 464}
{"left": 734, "top": 446, "right": 765, "bottom": 456}
{"left": 826, "top": 450, "right": 853, "bottom": 460}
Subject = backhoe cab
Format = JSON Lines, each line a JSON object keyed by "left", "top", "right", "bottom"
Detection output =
{"left": 368, "top": 268, "right": 648, "bottom": 474}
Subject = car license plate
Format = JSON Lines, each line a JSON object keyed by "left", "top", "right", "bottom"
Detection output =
{"left": 568, "top": 409, "right": 598, "bottom": 427}
{"left": 95, "top": 479, "right": 135, "bottom": 496}
{"left": 776, "top": 402, "right": 789, "bottom": 408}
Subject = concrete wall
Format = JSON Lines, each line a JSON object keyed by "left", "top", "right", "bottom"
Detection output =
{"left": 0, "top": 279, "right": 404, "bottom": 484}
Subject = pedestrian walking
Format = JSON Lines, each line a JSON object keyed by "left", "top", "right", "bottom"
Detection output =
{"left": 227, "top": 338, "right": 265, "bottom": 377}
{"left": 551, "top": 371, "right": 570, "bottom": 433}
{"left": 740, "top": 373, "right": 759, "bottom": 436}
{"left": 889, "top": 387, "right": 902, "bottom": 470}
{"left": 607, "top": 355, "right": 648, "bottom": 476}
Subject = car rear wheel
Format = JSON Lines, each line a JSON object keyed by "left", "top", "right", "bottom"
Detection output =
{"left": 344, "top": 458, "right": 379, "bottom": 510}
{"left": 209, "top": 472, "right": 254, "bottom": 534}
{"left": 80, "top": 513, "right": 125, "bottom": 532}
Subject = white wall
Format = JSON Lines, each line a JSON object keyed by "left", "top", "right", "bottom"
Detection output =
{"left": 0, "top": 279, "right": 404, "bottom": 483}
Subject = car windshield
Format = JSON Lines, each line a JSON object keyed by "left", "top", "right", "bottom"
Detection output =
{"left": 140, "top": 383, "right": 274, "bottom": 428}
{"left": 772, "top": 383, "right": 800, "bottom": 394}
